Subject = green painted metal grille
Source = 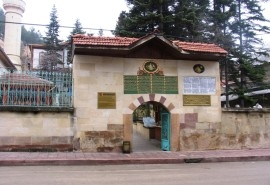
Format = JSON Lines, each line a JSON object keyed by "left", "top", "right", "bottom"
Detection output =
{"left": 0, "top": 70, "right": 72, "bottom": 108}
{"left": 124, "top": 75, "right": 178, "bottom": 94}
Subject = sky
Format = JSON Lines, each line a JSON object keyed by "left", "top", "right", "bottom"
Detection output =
{"left": 3, "top": 0, "right": 270, "bottom": 45}
{"left": 21, "top": 0, "right": 129, "bottom": 40}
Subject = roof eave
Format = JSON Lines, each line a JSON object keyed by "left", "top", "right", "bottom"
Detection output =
{"left": 74, "top": 45, "right": 226, "bottom": 61}
{"left": 72, "top": 34, "right": 228, "bottom": 61}
{"left": 0, "top": 47, "right": 16, "bottom": 70}
{"left": 74, "top": 45, "right": 130, "bottom": 56}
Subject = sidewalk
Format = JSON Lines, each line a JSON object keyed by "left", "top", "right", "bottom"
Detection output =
{"left": 0, "top": 149, "right": 270, "bottom": 166}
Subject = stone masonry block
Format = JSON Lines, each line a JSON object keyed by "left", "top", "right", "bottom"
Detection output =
{"left": 114, "top": 131, "right": 124, "bottom": 139}
{"left": 221, "top": 121, "right": 237, "bottom": 135}
{"left": 14, "top": 137, "right": 31, "bottom": 145}
{"left": 167, "top": 103, "right": 175, "bottom": 111}
{"left": 107, "top": 124, "right": 123, "bottom": 131}
{"left": 123, "top": 114, "right": 132, "bottom": 142}
{"left": 32, "top": 137, "right": 51, "bottom": 145}
{"left": 159, "top": 96, "right": 166, "bottom": 104}
{"left": 0, "top": 136, "right": 15, "bottom": 145}
{"left": 52, "top": 136, "right": 73, "bottom": 145}
{"left": 57, "top": 119, "right": 71, "bottom": 128}
{"left": 84, "top": 131, "right": 100, "bottom": 138}
{"left": 184, "top": 113, "right": 198, "bottom": 123}
{"left": 128, "top": 103, "right": 136, "bottom": 111}
{"left": 100, "top": 131, "right": 115, "bottom": 139}
{"left": 180, "top": 122, "right": 196, "bottom": 129}
{"left": 137, "top": 96, "right": 145, "bottom": 104}
{"left": 149, "top": 94, "right": 155, "bottom": 101}
{"left": 196, "top": 122, "right": 210, "bottom": 130}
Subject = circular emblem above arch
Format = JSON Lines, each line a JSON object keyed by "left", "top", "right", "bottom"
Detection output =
{"left": 143, "top": 60, "right": 159, "bottom": 74}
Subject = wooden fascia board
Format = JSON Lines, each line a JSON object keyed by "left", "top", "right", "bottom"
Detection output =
{"left": 74, "top": 46, "right": 129, "bottom": 53}
{"left": 127, "top": 35, "right": 182, "bottom": 56}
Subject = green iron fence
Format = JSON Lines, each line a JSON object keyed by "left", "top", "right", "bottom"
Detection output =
{"left": 0, "top": 69, "right": 72, "bottom": 108}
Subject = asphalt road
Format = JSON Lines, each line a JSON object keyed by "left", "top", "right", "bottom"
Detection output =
{"left": 0, "top": 161, "right": 269, "bottom": 185}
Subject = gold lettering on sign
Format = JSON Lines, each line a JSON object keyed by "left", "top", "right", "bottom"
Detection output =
{"left": 183, "top": 95, "right": 211, "bottom": 106}
{"left": 98, "top": 92, "right": 116, "bottom": 109}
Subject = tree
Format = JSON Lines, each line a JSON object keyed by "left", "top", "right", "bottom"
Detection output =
{"left": 114, "top": 0, "right": 211, "bottom": 41}
{"left": 98, "top": 29, "right": 103, "bottom": 36}
{"left": 41, "top": 5, "right": 62, "bottom": 71}
{"left": 199, "top": 0, "right": 270, "bottom": 107}
{"left": 69, "top": 18, "right": 85, "bottom": 36}
{"left": 115, "top": 0, "right": 270, "bottom": 107}
{"left": 228, "top": 0, "right": 270, "bottom": 106}
{"left": 207, "top": 0, "right": 235, "bottom": 48}
{"left": 67, "top": 18, "right": 86, "bottom": 64}
{"left": 206, "top": 0, "right": 236, "bottom": 107}
{"left": 172, "top": 0, "right": 210, "bottom": 42}
{"left": 21, "top": 26, "right": 43, "bottom": 44}
{"left": 114, "top": 0, "right": 176, "bottom": 38}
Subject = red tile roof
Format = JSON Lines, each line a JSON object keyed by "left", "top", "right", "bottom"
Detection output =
{"left": 0, "top": 73, "right": 53, "bottom": 86}
{"left": 173, "top": 41, "right": 227, "bottom": 54}
{"left": 73, "top": 34, "right": 138, "bottom": 47}
{"left": 72, "top": 34, "right": 227, "bottom": 54}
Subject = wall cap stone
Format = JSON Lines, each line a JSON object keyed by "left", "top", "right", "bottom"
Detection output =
{"left": 0, "top": 106, "right": 74, "bottom": 112}
{"left": 222, "top": 108, "right": 270, "bottom": 113}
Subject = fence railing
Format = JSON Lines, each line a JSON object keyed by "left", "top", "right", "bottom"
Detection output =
{"left": 0, "top": 69, "right": 72, "bottom": 108}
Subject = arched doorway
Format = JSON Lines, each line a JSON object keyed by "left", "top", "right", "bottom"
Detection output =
{"left": 132, "top": 101, "right": 170, "bottom": 151}
{"left": 123, "top": 94, "right": 179, "bottom": 152}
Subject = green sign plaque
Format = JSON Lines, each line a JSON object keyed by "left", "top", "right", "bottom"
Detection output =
{"left": 124, "top": 75, "right": 178, "bottom": 94}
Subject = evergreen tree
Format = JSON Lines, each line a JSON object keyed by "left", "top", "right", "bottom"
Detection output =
{"left": 98, "top": 29, "right": 103, "bottom": 36}
{"left": 114, "top": 0, "right": 176, "bottom": 37}
{"left": 67, "top": 18, "right": 86, "bottom": 64}
{"left": 114, "top": 0, "right": 210, "bottom": 41}
{"left": 41, "top": 5, "right": 62, "bottom": 71}
{"left": 21, "top": 26, "right": 43, "bottom": 44}
{"left": 229, "top": 0, "right": 270, "bottom": 106}
{"left": 115, "top": 0, "right": 270, "bottom": 107}
{"left": 69, "top": 19, "right": 85, "bottom": 36}
{"left": 207, "top": 0, "right": 236, "bottom": 107}
{"left": 113, "top": 11, "right": 130, "bottom": 36}
{"left": 207, "top": 0, "right": 235, "bottom": 48}
{"left": 172, "top": 0, "right": 209, "bottom": 41}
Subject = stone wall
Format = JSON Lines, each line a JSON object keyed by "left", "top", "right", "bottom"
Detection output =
{"left": 0, "top": 111, "right": 74, "bottom": 151}
{"left": 73, "top": 55, "right": 222, "bottom": 151}
{"left": 180, "top": 109, "right": 270, "bottom": 151}
{"left": 80, "top": 124, "right": 123, "bottom": 152}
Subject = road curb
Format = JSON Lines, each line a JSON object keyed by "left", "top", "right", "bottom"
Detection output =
{"left": 0, "top": 155, "right": 270, "bottom": 166}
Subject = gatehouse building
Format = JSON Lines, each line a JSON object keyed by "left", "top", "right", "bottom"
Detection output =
{"left": 72, "top": 32, "right": 227, "bottom": 152}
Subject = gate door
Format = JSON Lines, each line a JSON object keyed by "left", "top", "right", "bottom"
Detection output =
{"left": 161, "top": 112, "right": 170, "bottom": 151}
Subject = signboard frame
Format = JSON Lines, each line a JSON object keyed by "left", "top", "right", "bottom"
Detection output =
{"left": 97, "top": 92, "right": 116, "bottom": 109}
